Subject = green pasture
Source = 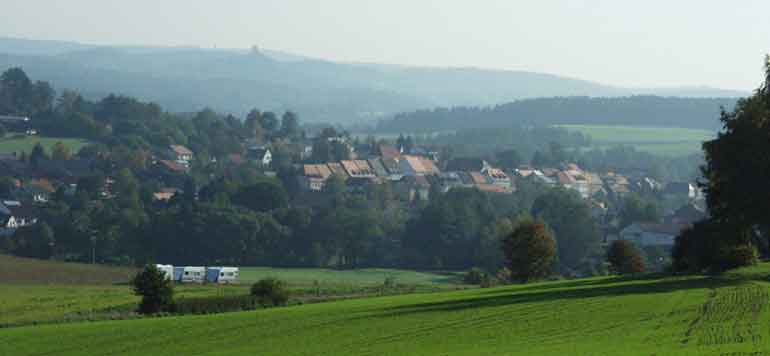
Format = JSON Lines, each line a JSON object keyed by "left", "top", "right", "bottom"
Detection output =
{"left": 4, "top": 263, "right": 770, "bottom": 355}
{"left": 557, "top": 124, "right": 715, "bottom": 156}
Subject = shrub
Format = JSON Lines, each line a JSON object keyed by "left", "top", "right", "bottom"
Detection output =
{"left": 719, "top": 244, "right": 759, "bottom": 271}
{"left": 606, "top": 240, "right": 645, "bottom": 275}
{"left": 672, "top": 219, "right": 757, "bottom": 274}
{"left": 463, "top": 267, "right": 487, "bottom": 285}
{"left": 495, "top": 267, "right": 512, "bottom": 284}
{"left": 174, "top": 295, "right": 259, "bottom": 315}
{"left": 250, "top": 278, "right": 290, "bottom": 306}
{"left": 131, "top": 265, "right": 175, "bottom": 314}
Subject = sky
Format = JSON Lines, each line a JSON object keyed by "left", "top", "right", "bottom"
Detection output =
{"left": 0, "top": 0, "right": 767, "bottom": 91}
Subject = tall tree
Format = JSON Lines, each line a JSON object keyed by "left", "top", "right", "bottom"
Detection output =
{"left": 501, "top": 218, "right": 557, "bottom": 283}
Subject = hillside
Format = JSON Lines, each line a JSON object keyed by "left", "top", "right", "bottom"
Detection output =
{"left": 4, "top": 264, "right": 770, "bottom": 355}
{"left": 378, "top": 96, "right": 737, "bottom": 132}
{"left": 0, "top": 37, "right": 747, "bottom": 124}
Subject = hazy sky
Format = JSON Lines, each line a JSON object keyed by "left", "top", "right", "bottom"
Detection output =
{"left": 1, "top": 0, "right": 767, "bottom": 90}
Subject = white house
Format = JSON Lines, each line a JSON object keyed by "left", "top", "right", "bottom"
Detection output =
{"left": 248, "top": 146, "right": 272, "bottom": 166}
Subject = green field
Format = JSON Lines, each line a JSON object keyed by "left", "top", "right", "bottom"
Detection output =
{"left": 0, "top": 255, "right": 462, "bottom": 327}
{"left": 0, "top": 136, "right": 89, "bottom": 155}
{"left": 557, "top": 124, "right": 715, "bottom": 156}
{"left": 4, "top": 263, "right": 770, "bottom": 355}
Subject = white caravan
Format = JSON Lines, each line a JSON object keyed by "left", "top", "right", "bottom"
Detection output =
{"left": 206, "top": 267, "right": 239, "bottom": 284}
{"left": 154, "top": 264, "right": 174, "bottom": 280}
{"left": 176, "top": 266, "right": 206, "bottom": 283}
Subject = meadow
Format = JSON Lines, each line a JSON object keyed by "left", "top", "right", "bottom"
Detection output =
{"left": 4, "top": 262, "right": 770, "bottom": 355}
{"left": 0, "top": 255, "right": 462, "bottom": 327}
{"left": 557, "top": 124, "right": 715, "bottom": 156}
{"left": 0, "top": 135, "right": 88, "bottom": 155}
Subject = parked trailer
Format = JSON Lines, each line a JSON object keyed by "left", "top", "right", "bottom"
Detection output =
{"left": 176, "top": 266, "right": 206, "bottom": 283}
{"left": 154, "top": 264, "right": 174, "bottom": 280}
{"left": 206, "top": 267, "right": 239, "bottom": 284}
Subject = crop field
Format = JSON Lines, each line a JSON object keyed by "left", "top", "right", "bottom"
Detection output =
{"left": 0, "top": 136, "right": 88, "bottom": 155}
{"left": 557, "top": 124, "right": 715, "bottom": 156}
{"left": 4, "top": 264, "right": 770, "bottom": 355}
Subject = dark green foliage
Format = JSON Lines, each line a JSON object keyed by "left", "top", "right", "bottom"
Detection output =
{"left": 232, "top": 181, "right": 289, "bottom": 212}
{"left": 130, "top": 265, "right": 175, "bottom": 314}
{"left": 606, "top": 240, "right": 645, "bottom": 275}
{"left": 8, "top": 222, "right": 56, "bottom": 259}
{"left": 250, "top": 278, "right": 290, "bottom": 306}
{"left": 619, "top": 194, "right": 661, "bottom": 229}
{"left": 402, "top": 188, "right": 499, "bottom": 270}
{"left": 531, "top": 188, "right": 602, "bottom": 273}
{"left": 501, "top": 218, "right": 557, "bottom": 283}
{"left": 174, "top": 295, "right": 260, "bottom": 315}
{"left": 672, "top": 220, "right": 757, "bottom": 273}
{"left": 463, "top": 267, "right": 488, "bottom": 285}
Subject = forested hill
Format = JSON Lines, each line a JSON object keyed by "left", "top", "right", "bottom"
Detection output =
{"left": 0, "top": 37, "right": 747, "bottom": 124}
{"left": 377, "top": 96, "right": 738, "bottom": 132}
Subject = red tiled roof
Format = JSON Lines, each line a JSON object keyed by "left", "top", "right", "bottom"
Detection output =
{"left": 169, "top": 145, "right": 193, "bottom": 156}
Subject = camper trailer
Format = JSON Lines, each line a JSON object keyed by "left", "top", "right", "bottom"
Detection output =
{"left": 206, "top": 267, "right": 239, "bottom": 284}
{"left": 175, "top": 266, "right": 206, "bottom": 283}
{"left": 154, "top": 264, "right": 174, "bottom": 280}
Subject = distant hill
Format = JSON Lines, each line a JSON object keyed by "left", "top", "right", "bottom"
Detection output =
{"left": 378, "top": 96, "right": 738, "bottom": 132}
{"left": 0, "top": 37, "right": 749, "bottom": 123}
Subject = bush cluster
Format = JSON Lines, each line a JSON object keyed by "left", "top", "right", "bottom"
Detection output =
{"left": 174, "top": 295, "right": 261, "bottom": 315}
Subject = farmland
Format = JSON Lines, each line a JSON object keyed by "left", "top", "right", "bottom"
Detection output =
{"left": 4, "top": 263, "right": 770, "bottom": 355}
{"left": 0, "top": 135, "right": 88, "bottom": 155}
{"left": 557, "top": 124, "right": 715, "bottom": 156}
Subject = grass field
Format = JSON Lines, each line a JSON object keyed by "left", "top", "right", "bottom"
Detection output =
{"left": 0, "top": 135, "right": 88, "bottom": 155}
{"left": 4, "top": 263, "right": 770, "bottom": 355}
{"left": 557, "top": 124, "right": 715, "bottom": 156}
{"left": 0, "top": 255, "right": 462, "bottom": 327}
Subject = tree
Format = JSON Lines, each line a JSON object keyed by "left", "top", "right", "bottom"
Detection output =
{"left": 531, "top": 188, "right": 601, "bottom": 273}
{"left": 619, "top": 194, "right": 660, "bottom": 229}
{"left": 672, "top": 219, "right": 757, "bottom": 273}
{"left": 501, "top": 218, "right": 557, "bottom": 283}
{"left": 258, "top": 111, "right": 279, "bottom": 134}
{"left": 0, "top": 176, "right": 15, "bottom": 198}
{"left": 232, "top": 181, "right": 289, "bottom": 212}
{"left": 606, "top": 240, "right": 645, "bottom": 275}
{"left": 250, "top": 278, "right": 289, "bottom": 306}
{"left": 280, "top": 111, "right": 301, "bottom": 140}
{"left": 699, "top": 56, "right": 770, "bottom": 260}
{"left": 131, "top": 265, "right": 175, "bottom": 314}
{"left": 51, "top": 142, "right": 72, "bottom": 161}
{"left": 495, "top": 149, "right": 522, "bottom": 171}
{"left": 29, "top": 143, "right": 47, "bottom": 167}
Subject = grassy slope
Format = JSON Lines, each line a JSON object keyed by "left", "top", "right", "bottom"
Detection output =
{"left": 4, "top": 265, "right": 770, "bottom": 355}
{"left": 0, "top": 136, "right": 88, "bottom": 155}
{"left": 557, "top": 124, "right": 714, "bottom": 156}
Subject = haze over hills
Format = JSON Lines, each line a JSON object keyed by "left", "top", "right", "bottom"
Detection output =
{"left": 0, "top": 37, "right": 749, "bottom": 123}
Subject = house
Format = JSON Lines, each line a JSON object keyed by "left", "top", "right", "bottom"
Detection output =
{"left": 663, "top": 182, "right": 699, "bottom": 200}
{"left": 398, "top": 155, "right": 440, "bottom": 176}
{"left": 0, "top": 200, "right": 37, "bottom": 236}
{"left": 247, "top": 146, "right": 272, "bottom": 166}
{"left": 446, "top": 158, "right": 490, "bottom": 173}
{"left": 428, "top": 172, "right": 472, "bottom": 193}
{"left": 378, "top": 144, "right": 402, "bottom": 160}
{"left": 169, "top": 145, "right": 193, "bottom": 164}
{"left": 153, "top": 188, "right": 181, "bottom": 202}
{"left": 395, "top": 175, "right": 431, "bottom": 202}
{"left": 299, "top": 164, "right": 333, "bottom": 191}
{"left": 157, "top": 159, "right": 188, "bottom": 174}
{"left": 326, "top": 162, "right": 350, "bottom": 181}
{"left": 340, "top": 160, "right": 375, "bottom": 178}
{"left": 367, "top": 157, "right": 389, "bottom": 178}
{"left": 616, "top": 223, "right": 687, "bottom": 247}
